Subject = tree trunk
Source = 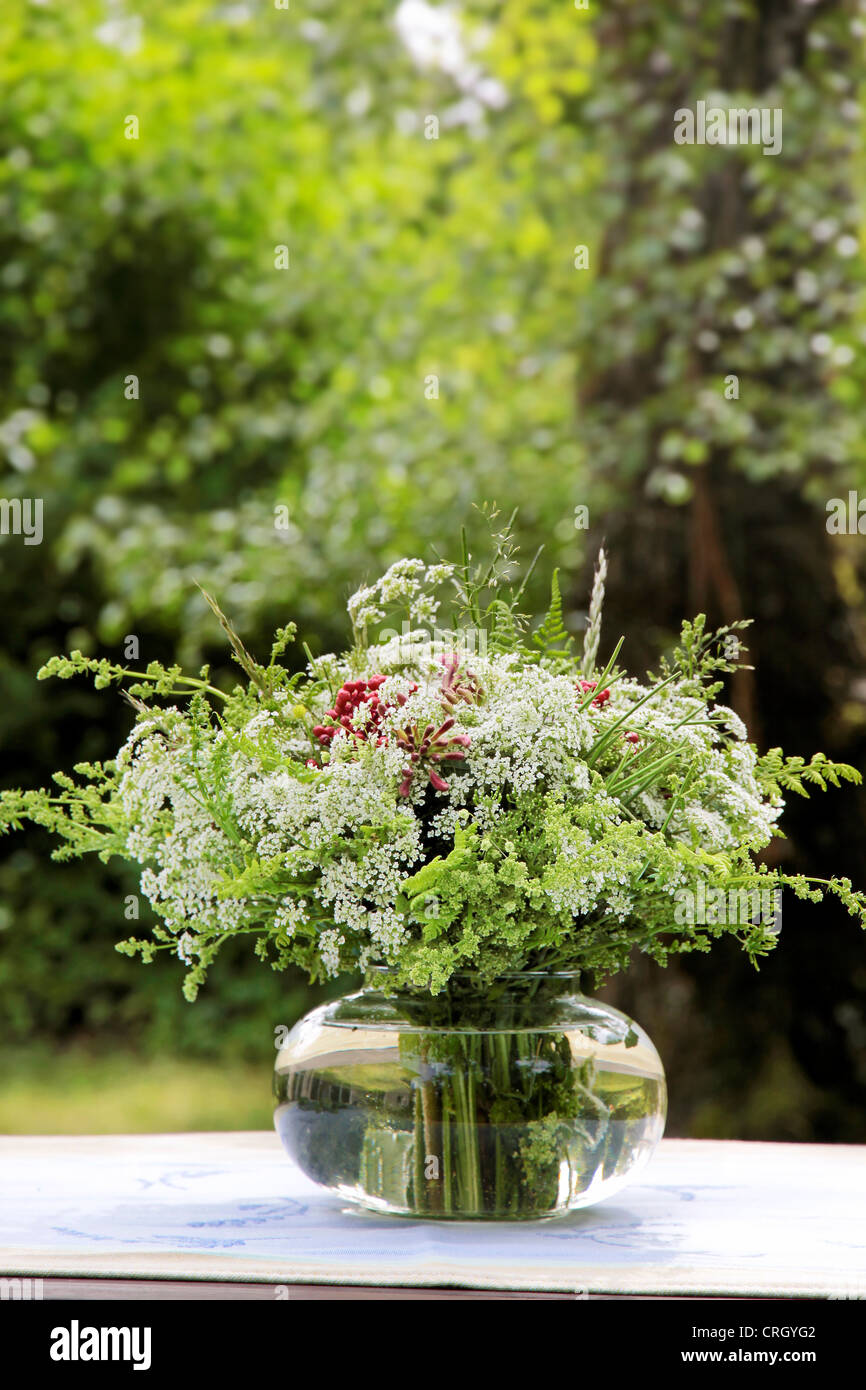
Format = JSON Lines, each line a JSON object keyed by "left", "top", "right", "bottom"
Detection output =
{"left": 577, "top": 0, "right": 866, "bottom": 1138}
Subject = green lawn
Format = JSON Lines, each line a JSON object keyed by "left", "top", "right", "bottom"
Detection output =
{"left": 0, "top": 1049, "right": 273, "bottom": 1134}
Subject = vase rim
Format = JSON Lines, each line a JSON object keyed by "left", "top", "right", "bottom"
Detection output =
{"left": 364, "top": 965, "right": 583, "bottom": 981}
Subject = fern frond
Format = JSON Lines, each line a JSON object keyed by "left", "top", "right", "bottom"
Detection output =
{"left": 488, "top": 599, "right": 522, "bottom": 654}
{"left": 532, "top": 568, "right": 574, "bottom": 666}
{"left": 757, "top": 748, "right": 861, "bottom": 799}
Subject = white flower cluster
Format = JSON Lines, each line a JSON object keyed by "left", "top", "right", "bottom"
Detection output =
{"left": 111, "top": 589, "right": 781, "bottom": 979}
{"left": 593, "top": 678, "right": 781, "bottom": 851}
{"left": 347, "top": 558, "right": 454, "bottom": 637}
{"left": 115, "top": 712, "right": 252, "bottom": 957}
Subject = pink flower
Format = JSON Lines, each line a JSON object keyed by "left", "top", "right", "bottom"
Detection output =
{"left": 577, "top": 678, "right": 611, "bottom": 709}
{"left": 313, "top": 675, "right": 417, "bottom": 747}
{"left": 313, "top": 674, "right": 470, "bottom": 796}
{"left": 397, "top": 716, "right": 470, "bottom": 796}
{"left": 439, "top": 653, "right": 483, "bottom": 709}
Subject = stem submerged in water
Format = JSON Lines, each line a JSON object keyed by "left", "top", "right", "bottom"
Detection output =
{"left": 410, "top": 1027, "right": 567, "bottom": 1218}
{"left": 418, "top": 1040, "right": 443, "bottom": 1213}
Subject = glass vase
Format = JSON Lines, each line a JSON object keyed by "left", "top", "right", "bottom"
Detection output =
{"left": 274, "top": 971, "right": 666, "bottom": 1220}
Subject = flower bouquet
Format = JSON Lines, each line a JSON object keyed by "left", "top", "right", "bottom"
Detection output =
{"left": 3, "top": 519, "right": 864, "bottom": 1218}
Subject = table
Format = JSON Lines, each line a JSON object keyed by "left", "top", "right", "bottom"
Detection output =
{"left": 1, "top": 1133, "right": 864, "bottom": 1298}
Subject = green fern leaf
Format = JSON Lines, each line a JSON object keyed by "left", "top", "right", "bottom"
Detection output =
{"left": 532, "top": 569, "right": 573, "bottom": 664}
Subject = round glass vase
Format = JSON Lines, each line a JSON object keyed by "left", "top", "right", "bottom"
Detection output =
{"left": 274, "top": 971, "right": 666, "bottom": 1220}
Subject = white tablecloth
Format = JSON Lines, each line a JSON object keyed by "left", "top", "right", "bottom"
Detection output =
{"left": 0, "top": 1133, "right": 864, "bottom": 1296}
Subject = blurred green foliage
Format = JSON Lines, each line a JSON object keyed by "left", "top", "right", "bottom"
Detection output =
{"left": 1, "top": 0, "right": 598, "bottom": 658}
{"left": 580, "top": 0, "right": 866, "bottom": 506}
{"left": 0, "top": 0, "right": 599, "bottom": 1056}
{"left": 0, "top": 1046, "right": 272, "bottom": 1133}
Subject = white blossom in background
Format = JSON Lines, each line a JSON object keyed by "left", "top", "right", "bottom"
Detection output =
{"left": 394, "top": 0, "right": 508, "bottom": 127}
{"left": 94, "top": 2, "right": 143, "bottom": 55}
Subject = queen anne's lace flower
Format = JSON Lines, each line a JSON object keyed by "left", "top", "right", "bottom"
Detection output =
{"left": 6, "top": 551, "right": 862, "bottom": 995}
{"left": 106, "top": 615, "right": 790, "bottom": 985}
